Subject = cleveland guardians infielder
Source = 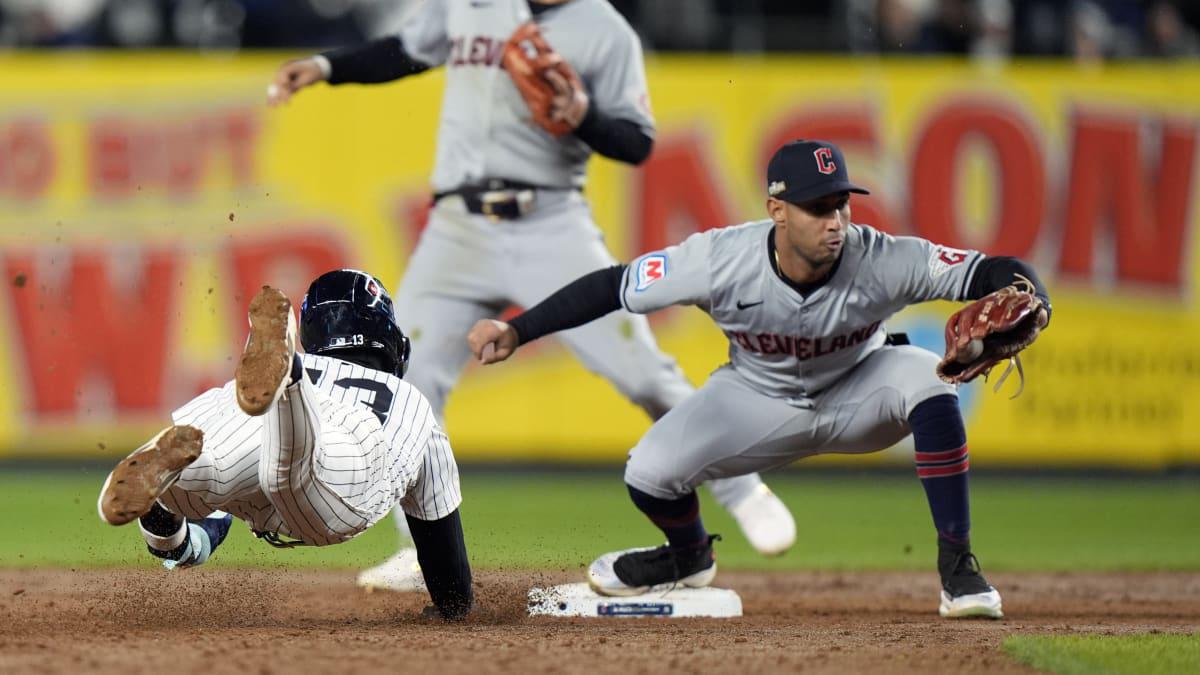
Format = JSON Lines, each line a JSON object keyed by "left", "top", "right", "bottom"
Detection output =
{"left": 97, "top": 270, "right": 472, "bottom": 619}
{"left": 468, "top": 140, "right": 1052, "bottom": 618}
{"left": 267, "top": 0, "right": 796, "bottom": 592}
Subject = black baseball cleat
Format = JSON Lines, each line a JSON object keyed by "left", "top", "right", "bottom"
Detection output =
{"left": 587, "top": 535, "right": 720, "bottom": 597}
{"left": 938, "top": 547, "right": 1003, "bottom": 618}
{"left": 97, "top": 425, "right": 204, "bottom": 526}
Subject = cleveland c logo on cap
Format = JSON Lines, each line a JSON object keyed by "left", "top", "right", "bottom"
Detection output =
{"left": 814, "top": 147, "right": 836, "bottom": 175}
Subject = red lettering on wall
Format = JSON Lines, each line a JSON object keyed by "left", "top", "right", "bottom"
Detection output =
{"left": 636, "top": 134, "right": 734, "bottom": 254}
{"left": 227, "top": 229, "right": 349, "bottom": 343}
{"left": 5, "top": 249, "right": 179, "bottom": 416}
{"left": 221, "top": 109, "right": 259, "bottom": 186}
{"left": 0, "top": 119, "right": 56, "bottom": 200}
{"left": 1060, "top": 111, "right": 1196, "bottom": 288}
{"left": 910, "top": 100, "right": 1045, "bottom": 256}
{"left": 88, "top": 108, "right": 260, "bottom": 200}
{"left": 759, "top": 103, "right": 895, "bottom": 232}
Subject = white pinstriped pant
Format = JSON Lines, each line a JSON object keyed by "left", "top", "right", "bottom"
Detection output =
{"left": 159, "top": 368, "right": 461, "bottom": 546}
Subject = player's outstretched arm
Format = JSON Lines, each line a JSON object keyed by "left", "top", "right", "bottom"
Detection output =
{"left": 406, "top": 510, "right": 472, "bottom": 621}
{"left": 467, "top": 265, "right": 628, "bottom": 366}
{"left": 267, "top": 37, "right": 434, "bottom": 106}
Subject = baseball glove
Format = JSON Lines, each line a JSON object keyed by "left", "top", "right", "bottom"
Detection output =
{"left": 936, "top": 276, "right": 1047, "bottom": 397}
{"left": 502, "top": 21, "right": 587, "bottom": 137}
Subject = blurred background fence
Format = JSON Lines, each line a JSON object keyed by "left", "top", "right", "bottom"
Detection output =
{"left": 0, "top": 0, "right": 1197, "bottom": 470}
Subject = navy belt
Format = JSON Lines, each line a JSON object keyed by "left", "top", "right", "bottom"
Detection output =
{"left": 434, "top": 180, "right": 573, "bottom": 221}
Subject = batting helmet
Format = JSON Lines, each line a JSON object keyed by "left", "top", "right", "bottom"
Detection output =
{"left": 299, "top": 269, "right": 411, "bottom": 378}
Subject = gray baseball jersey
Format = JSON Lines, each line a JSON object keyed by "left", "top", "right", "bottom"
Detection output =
{"left": 616, "top": 221, "right": 977, "bottom": 499}
{"left": 398, "top": 0, "right": 654, "bottom": 191}
{"left": 620, "top": 221, "right": 983, "bottom": 402}
{"left": 158, "top": 353, "right": 462, "bottom": 546}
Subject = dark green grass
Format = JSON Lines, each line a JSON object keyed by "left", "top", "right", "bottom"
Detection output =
{"left": 0, "top": 469, "right": 1197, "bottom": 571}
{"left": 1003, "top": 633, "right": 1200, "bottom": 675}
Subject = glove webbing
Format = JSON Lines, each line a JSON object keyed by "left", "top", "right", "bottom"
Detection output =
{"left": 983, "top": 273, "right": 1036, "bottom": 400}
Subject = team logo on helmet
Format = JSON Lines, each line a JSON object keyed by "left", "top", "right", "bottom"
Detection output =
{"left": 364, "top": 278, "right": 382, "bottom": 306}
{"left": 768, "top": 180, "right": 786, "bottom": 196}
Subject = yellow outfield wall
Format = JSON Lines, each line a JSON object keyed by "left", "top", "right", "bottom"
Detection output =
{"left": 0, "top": 53, "right": 1195, "bottom": 468}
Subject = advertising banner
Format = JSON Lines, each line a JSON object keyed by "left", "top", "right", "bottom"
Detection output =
{"left": 0, "top": 54, "right": 1195, "bottom": 468}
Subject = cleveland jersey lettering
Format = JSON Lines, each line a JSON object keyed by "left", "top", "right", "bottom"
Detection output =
{"left": 620, "top": 222, "right": 983, "bottom": 399}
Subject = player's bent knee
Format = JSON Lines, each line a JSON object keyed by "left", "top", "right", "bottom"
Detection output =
{"left": 624, "top": 453, "right": 695, "bottom": 501}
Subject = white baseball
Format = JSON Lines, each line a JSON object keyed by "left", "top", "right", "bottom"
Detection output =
{"left": 266, "top": 83, "right": 280, "bottom": 100}
{"left": 957, "top": 338, "right": 984, "bottom": 363}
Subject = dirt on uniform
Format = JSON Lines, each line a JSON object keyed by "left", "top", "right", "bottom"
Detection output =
{"left": 1, "top": 569, "right": 1197, "bottom": 674}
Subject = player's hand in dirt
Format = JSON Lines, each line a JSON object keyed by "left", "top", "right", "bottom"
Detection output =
{"left": 468, "top": 320, "right": 519, "bottom": 365}
{"left": 267, "top": 58, "right": 326, "bottom": 107}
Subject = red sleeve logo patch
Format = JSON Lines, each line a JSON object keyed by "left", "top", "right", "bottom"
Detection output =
{"left": 929, "top": 245, "right": 971, "bottom": 278}
{"left": 635, "top": 254, "right": 667, "bottom": 291}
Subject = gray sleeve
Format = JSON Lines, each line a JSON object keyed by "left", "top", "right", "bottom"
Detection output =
{"left": 397, "top": 0, "right": 450, "bottom": 67}
{"left": 584, "top": 19, "right": 654, "bottom": 135}
{"left": 620, "top": 231, "right": 713, "bottom": 313}
{"left": 873, "top": 233, "right": 984, "bottom": 304}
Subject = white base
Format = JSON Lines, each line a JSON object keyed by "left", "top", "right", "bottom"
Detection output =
{"left": 527, "top": 582, "right": 742, "bottom": 618}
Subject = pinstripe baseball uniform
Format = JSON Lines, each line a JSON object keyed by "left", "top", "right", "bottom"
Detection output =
{"left": 158, "top": 352, "right": 460, "bottom": 546}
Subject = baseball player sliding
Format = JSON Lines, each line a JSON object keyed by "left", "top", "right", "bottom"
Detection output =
{"left": 468, "top": 140, "right": 1052, "bottom": 619}
{"left": 97, "top": 270, "right": 472, "bottom": 620}
{"left": 268, "top": 0, "right": 796, "bottom": 592}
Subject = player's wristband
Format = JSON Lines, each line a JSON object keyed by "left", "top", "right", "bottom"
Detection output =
{"left": 311, "top": 55, "right": 332, "bottom": 80}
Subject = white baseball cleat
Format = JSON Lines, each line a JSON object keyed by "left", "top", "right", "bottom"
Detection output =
{"left": 236, "top": 286, "right": 297, "bottom": 416}
{"left": 729, "top": 484, "right": 796, "bottom": 557}
{"left": 939, "top": 588, "right": 1004, "bottom": 619}
{"left": 356, "top": 547, "right": 426, "bottom": 593}
{"left": 97, "top": 425, "right": 204, "bottom": 526}
{"left": 587, "top": 537, "right": 719, "bottom": 597}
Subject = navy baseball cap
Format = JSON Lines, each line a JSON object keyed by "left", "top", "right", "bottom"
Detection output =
{"left": 766, "top": 140, "right": 870, "bottom": 204}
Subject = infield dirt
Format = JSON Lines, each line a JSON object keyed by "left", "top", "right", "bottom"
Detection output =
{"left": 1, "top": 569, "right": 1196, "bottom": 674}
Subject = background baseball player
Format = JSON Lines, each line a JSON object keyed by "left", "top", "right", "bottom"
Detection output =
{"left": 467, "top": 139, "right": 1052, "bottom": 618}
{"left": 267, "top": 0, "right": 796, "bottom": 592}
{"left": 96, "top": 270, "right": 472, "bottom": 620}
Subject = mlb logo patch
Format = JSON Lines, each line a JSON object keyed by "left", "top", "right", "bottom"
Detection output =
{"left": 635, "top": 254, "right": 667, "bottom": 291}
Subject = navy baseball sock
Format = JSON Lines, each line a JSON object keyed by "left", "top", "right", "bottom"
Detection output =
{"left": 289, "top": 353, "right": 304, "bottom": 384}
{"left": 909, "top": 394, "right": 971, "bottom": 545}
{"left": 626, "top": 485, "right": 709, "bottom": 551}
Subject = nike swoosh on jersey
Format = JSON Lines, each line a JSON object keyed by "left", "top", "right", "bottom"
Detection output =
{"left": 736, "top": 300, "right": 764, "bottom": 310}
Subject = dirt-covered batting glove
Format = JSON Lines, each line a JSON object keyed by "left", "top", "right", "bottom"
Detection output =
{"left": 936, "top": 277, "right": 1048, "bottom": 397}
{"left": 502, "top": 21, "right": 588, "bottom": 137}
